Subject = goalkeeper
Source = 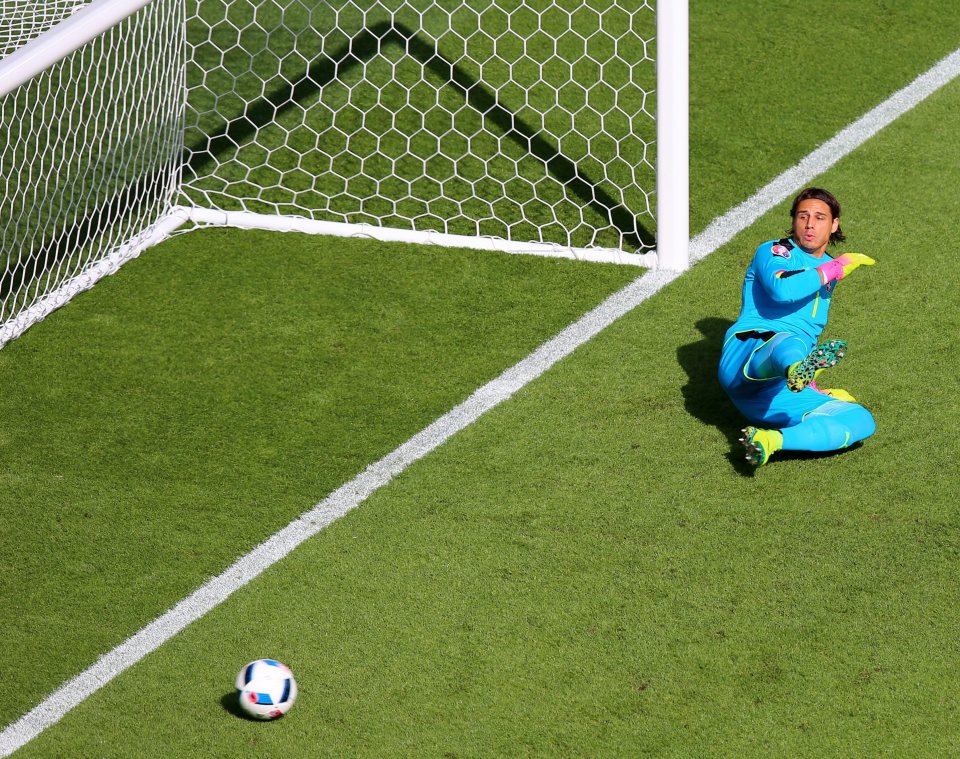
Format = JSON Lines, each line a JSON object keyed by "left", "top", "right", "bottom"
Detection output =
{"left": 717, "top": 187, "right": 876, "bottom": 466}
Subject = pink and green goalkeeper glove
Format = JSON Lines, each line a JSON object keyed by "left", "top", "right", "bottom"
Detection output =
{"left": 817, "top": 253, "right": 876, "bottom": 284}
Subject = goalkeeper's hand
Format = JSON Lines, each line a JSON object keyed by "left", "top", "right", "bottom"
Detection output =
{"left": 810, "top": 378, "right": 857, "bottom": 403}
{"left": 836, "top": 253, "right": 875, "bottom": 278}
{"left": 821, "top": 387, "right": 857, "bottom": 403}
{"left": 817, "top": 252, "right": 875, "bottom": 284}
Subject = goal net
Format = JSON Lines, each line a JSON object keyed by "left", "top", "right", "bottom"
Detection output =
{"left": 0, "top": 0, "right": 687, "bottom": 348}
{"left": 0, "top": 0, "right": 183, "bottom": 345}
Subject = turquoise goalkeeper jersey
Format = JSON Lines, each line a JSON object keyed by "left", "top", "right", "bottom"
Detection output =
{"left": 728, "top": 237, "right": 835, "bottom": 345}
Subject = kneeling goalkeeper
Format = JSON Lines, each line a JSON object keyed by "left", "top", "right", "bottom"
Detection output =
{"left": 718, "top": 187, "right": 876, "bottom": 466}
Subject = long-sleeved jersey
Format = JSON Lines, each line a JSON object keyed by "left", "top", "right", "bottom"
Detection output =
{"left": 728, "top": 237, "right": 836, "bottom": 345}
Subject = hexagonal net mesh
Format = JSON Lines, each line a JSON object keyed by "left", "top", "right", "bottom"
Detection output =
{"left": 0, "top": 1, "right": 89, "bottom": 56}
{"left": 181, "top": 0, "right": 657, "bottom": 257}
{"left": 0, "top": 0, "right": 184, "bottom": 347}
{"left": 0, "top": 0, "right": 663, "bottom": 348}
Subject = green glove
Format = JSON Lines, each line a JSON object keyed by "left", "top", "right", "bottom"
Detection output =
{"left": 836, "top": 252, "right": 875, "bottom": 278}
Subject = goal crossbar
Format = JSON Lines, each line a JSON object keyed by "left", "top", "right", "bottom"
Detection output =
{"left": 0, "top": 0, "right": 154, "bottom": 99}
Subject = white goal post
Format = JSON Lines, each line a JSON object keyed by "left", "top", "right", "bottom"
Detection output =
{"left": 0, "top": 0, "right": 689, "bottom": 348}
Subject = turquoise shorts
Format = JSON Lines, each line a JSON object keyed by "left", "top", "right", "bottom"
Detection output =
{"left": 718, "top": 331, "right": 840, "bottom": 427}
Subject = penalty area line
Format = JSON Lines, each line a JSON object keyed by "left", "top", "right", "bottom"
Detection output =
{"left": 3, "top": 44, "right": 960, "bottom": 758}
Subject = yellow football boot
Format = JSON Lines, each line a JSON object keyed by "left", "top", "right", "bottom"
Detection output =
{"left": 740, "top": 426, "right": 784, "bottom": 467}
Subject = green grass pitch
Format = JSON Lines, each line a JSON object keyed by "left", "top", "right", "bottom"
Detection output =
{"left": 3, "top": 1, "right": 960, "bottom": 757}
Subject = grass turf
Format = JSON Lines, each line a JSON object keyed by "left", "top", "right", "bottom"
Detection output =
{"left": 15, "top": 73, "right": 960, "bottom": 759}
{"left": 5, "top": 1, "right": 960, "bottom": 756}
{"left": 0, "top": 227, "right": 637, "bottom": 729}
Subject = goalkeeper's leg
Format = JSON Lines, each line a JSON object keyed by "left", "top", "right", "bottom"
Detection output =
{"left": 780, "top": 400, "right": 875, "bottom": 452}
{"left": 720, "top": 331, "right": 874, "bottom": 466}
{"left": 730, "top": 386, "right": 875, "bottom": 466}
{"left": 743, "top": 332, "right": 809, "bottom": 380}
{"left": 741, "top": 332, "right": 847, "bottom": 392}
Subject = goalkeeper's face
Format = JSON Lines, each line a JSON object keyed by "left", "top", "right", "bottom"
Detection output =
{"left": 791, "top": 199, "right": 840, "bottom": 257}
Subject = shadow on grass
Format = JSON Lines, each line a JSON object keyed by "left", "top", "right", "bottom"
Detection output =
{"left": 6, "top": 20, "right": 653, "bottom": 316}
{"left": 6, "top": 20, "right": 653, "bottom": 315}
{"left": 677, "top": 316, "right": 865, "bottom": 474}
{"left": 676, "top": 316, "right": 752, "bottom": 473}
{"left": 221, "top": 690, "right": 294, "bottom": 721}
{"left": 221, "top": 691, "right": 256, "bottom": 720}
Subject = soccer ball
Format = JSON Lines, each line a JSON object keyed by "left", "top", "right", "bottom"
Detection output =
{"left": 235, "top": 659, "right": 298, "bottom": 720}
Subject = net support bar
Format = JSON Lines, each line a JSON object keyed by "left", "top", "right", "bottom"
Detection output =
{"left": 0, "top": 0, "right": 154, "bottom": 98}
{"left": 655, "top": 1, "right": 690, "bottom": 271}
{"left": 182, "top": 207, "right": 658, "bottom": 267}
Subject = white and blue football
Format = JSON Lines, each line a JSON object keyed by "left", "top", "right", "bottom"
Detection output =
{"left": 235, "top": 659, "right": 298, "bottom": 720}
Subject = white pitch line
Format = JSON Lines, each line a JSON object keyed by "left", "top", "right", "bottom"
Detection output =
{"left": 690, "top": 47, "right": 960, "bottom": 262}
{"left": 3, "top": 45, "right": 960, "bottom": 758}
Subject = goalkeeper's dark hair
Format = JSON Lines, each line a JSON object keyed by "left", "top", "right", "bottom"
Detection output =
{"left": 787, "top": 187, "right": 846, "bottom": 244}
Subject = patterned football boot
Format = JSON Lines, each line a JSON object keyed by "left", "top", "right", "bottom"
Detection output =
{"left": 786, "top": 340, "right": 847, "bottom": 392}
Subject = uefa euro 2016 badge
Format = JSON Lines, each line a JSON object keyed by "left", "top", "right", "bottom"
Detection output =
{"left": 772, "top": 244, "right": 791, "bottom": 258}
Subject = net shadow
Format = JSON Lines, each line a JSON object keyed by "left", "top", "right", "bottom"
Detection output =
{"left": 0, "top": 172, "right": 172, "bottom": 306}
{"left": 185, "top": 20, "right": 654, "bottom": 250}
{"left": 3, "top": 19, "right": 655, "bottom": 319}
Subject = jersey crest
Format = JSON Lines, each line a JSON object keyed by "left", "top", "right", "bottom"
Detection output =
{"left": 772, "top": 244, "right": 792, "bottom": 259}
